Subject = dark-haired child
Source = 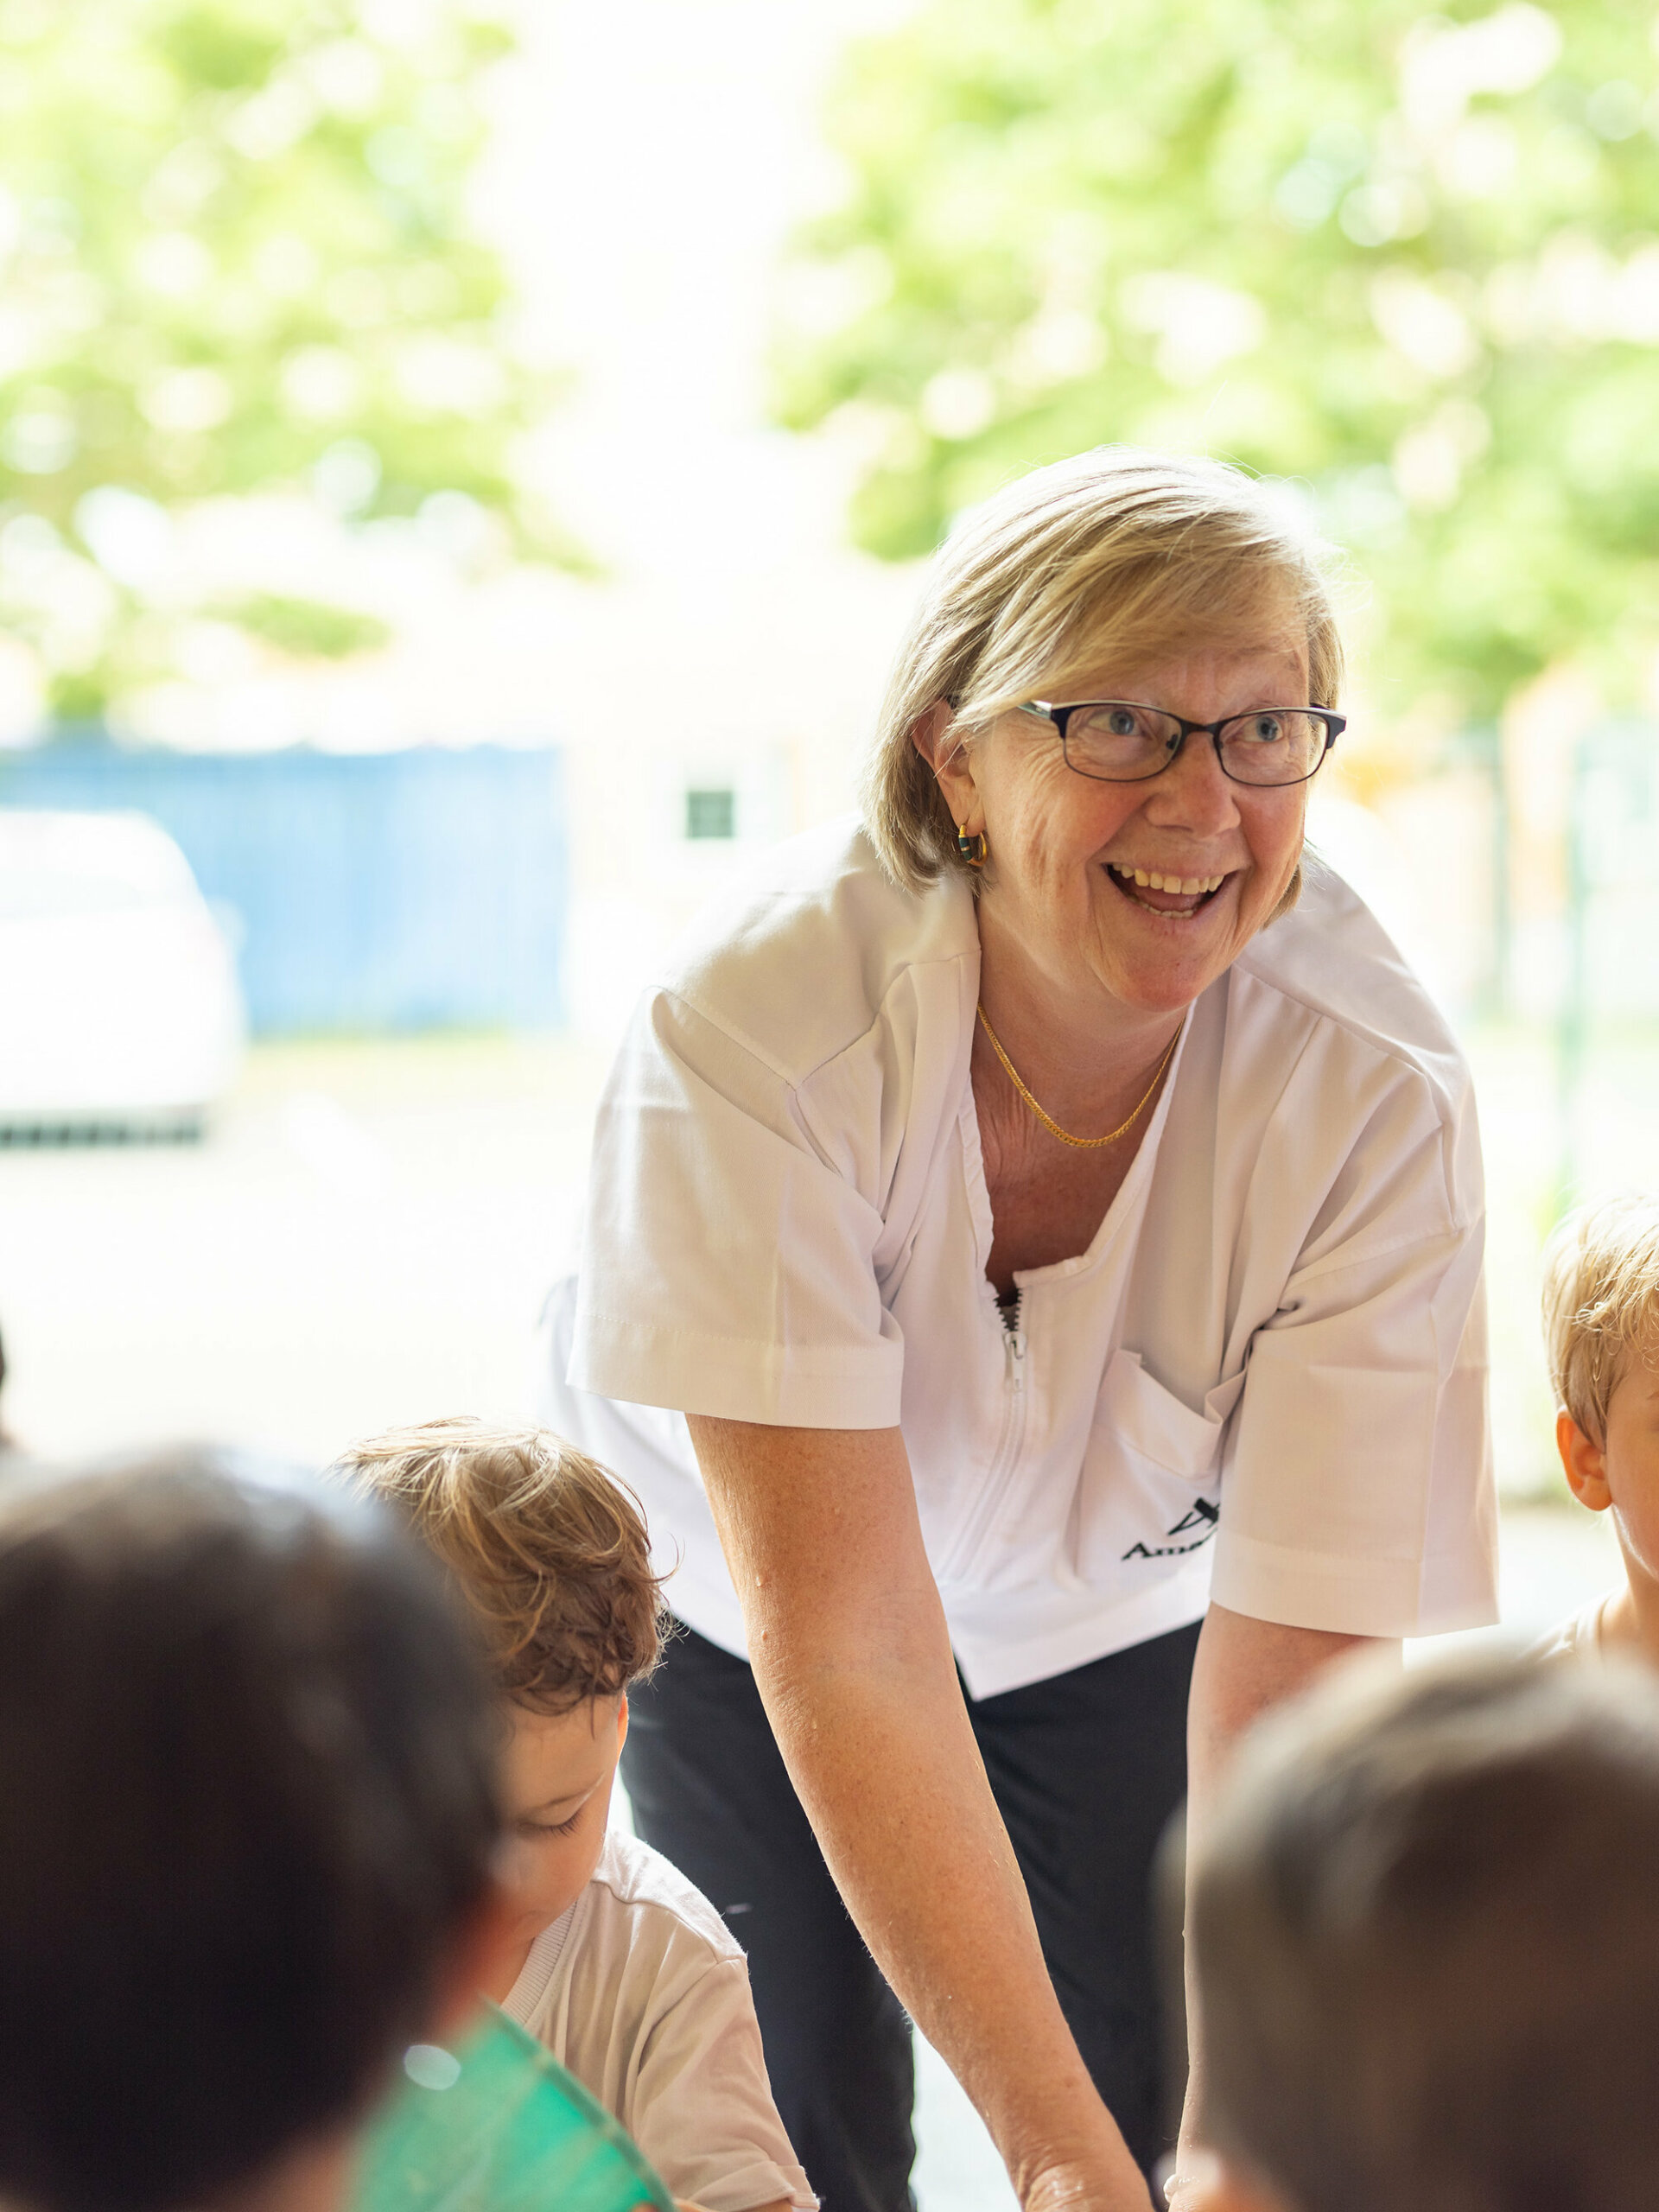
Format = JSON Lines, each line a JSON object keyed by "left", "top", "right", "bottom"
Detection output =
{"left": 1179, "top": 1654, "right": 1659, "bottom": 2212}
{"left": 0, "top": 1452, "right": 503, "bottom": 2212}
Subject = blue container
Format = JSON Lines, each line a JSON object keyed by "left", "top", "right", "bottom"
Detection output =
{"left": 0, "top": 741, "right": 567, "bottom": 1036}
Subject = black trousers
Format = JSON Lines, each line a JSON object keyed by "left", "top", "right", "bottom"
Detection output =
{"left": 622, "top": 1617, "right": 1200, "bottom": 2212}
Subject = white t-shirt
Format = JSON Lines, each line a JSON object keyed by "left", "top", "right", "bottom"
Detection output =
{"left": 556, "top": 817, "right": 1497, "bottom": 1699}
{"left": 500, "top": 1828, "right": 815, "bottom": 2212}
{"left": 1530, "top": 1591, "right": 1614, "bottom": 1662}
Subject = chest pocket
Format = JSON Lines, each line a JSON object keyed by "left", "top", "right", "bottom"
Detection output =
{"left": 1071, "top": 1349, "right": 1245, "bottom": 1582}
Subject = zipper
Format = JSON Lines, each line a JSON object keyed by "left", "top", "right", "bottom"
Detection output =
{"left": 941, "top": 1295, "right": 1028, "bottom": 1580}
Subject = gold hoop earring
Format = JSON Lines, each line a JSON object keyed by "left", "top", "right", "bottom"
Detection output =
{"left": 956, "top": 823, "right": 988, "bottom": 868}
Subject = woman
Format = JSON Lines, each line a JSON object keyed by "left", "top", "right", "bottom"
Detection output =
{"left": 541, "top": 449, "right": 1497, "bottom": 2212}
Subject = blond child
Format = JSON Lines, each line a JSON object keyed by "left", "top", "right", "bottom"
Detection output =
{"left": 340, "top": 1419, "right": 814, "bottom": 2212}
{"left": 1535, "top": 1193, "right": 1659, "bottom": 1663}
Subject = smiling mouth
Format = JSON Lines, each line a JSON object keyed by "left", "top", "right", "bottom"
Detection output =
{"left": 1106, "top": 861, "right": 1230, "bottom": 918}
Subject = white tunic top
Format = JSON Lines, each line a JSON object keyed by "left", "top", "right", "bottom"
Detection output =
{"left": 556, "top": 818, "right": 1498, "bottom": 1699}
{"left": 500, "top": 1828, "right": 815, "bottom": 2212}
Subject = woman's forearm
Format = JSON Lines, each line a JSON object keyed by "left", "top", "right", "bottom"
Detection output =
{"left": 763, "top": 1602, "right": 1133, "bottom": 2198}
{"left": 688, "top": 1414, "right": 1149, "bottom": 2212}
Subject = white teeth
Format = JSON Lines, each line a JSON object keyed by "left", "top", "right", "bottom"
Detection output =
{"left": 1134, "top": 868, "right": 1150, "bottom": 887}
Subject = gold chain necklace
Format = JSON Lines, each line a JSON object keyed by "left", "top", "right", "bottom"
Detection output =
{"left": 976, "top": 1007, "right": 1182, "bottom": 1150}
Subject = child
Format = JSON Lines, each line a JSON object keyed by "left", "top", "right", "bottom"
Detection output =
{"left": 0, "top": 1450, "right": 504, "bottom": 2212}
{"left": 1535, "top": 1192, "right": 1659, "bottom": 1662}
{"left": 1179, "top": 1653, "right": 1659, "bottom": 2212}
{"left": 341, "top": 1418, "right": 815, "bottom": 2212}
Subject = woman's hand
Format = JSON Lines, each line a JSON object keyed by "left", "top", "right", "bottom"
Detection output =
{"left": 672, "top": 2202, "right": 790, "bottom": 2212}
{"left": 672, "top": 2202, "right": 791, "bottom": 2212}
{"left": 687, "top": 1415, "right": 1151, "bottom": 2212}
{"left": 1019, "top": 2143, "right": 1155, "bottom": 2212}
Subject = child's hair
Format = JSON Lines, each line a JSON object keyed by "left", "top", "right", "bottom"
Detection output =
{"left": 0, "top": 1451, "right": 500, "bottom": 2212}
{"left": 1190, "top": 1655, "right": 1659, "bottom": 2212}
{"left": 1541, "top": 1192, "right": 1659, "bottom": 1444}
{"left": 338, "top": 1418, "right": 666, "bottom": 1714}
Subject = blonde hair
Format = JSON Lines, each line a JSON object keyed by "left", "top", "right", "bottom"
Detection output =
{"left": 1541, "top": 1194, "right": 1659, "bottom": 1445}
{"left": 864, "top": 446, "right": 1345, "bottom": 893}
{"left": 337, "top": 1418, "right": 665, "bottom": 1714}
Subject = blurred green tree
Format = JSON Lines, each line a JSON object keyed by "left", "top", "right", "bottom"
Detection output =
{"left": 0, "top": 0, "right": 557, "bottom": 725}
{"left": 775, "top": 0, "right": 1659, "bottom": 719}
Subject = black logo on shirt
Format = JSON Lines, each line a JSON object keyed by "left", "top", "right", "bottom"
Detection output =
{"left": 1122, "top": 1497, "right": 1218, "bottom": 1561}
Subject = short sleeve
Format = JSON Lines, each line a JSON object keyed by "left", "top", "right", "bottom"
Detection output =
{"left": 627, "top": 1957, "right": 817, "bottom": 2212}
{"left": 568, "top": 988, "right": 904, "bottom": 1429}
{"left": 1209, "top": 1090, "right": 1498, "bottom": 1639}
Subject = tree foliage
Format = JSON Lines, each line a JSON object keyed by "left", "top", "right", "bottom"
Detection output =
{"left": 0, "top": 0, "right": 551, "bottom": 722}
{"left": 775, "top": 0, "right": 1659, "bottom": 717}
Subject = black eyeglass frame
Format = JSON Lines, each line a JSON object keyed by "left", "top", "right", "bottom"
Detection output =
{"left": 1022, "top": 699, "right": 1346, "bottom": 788}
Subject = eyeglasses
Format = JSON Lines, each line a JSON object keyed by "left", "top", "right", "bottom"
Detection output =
{"left": 1022, "top": 699, "right": 1345, "bottom": 788}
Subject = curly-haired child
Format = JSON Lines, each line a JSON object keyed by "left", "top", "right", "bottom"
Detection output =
{"left": 341, "top": 1419, "right": 814, "bottom": 2212}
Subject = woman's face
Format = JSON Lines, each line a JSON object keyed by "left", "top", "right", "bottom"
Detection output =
{"left": 937, "top": 635, "right": 1313, "bottom": 1016}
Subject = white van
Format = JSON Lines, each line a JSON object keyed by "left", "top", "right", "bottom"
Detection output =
{"left": 0, "top": 810, "right": 246, "bottom": 1137}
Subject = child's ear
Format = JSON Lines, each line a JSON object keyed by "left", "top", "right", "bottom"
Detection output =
{"left": 1557, "top": 1408, "right": 1613, "bottom": 1511}
{"left": 424, "top": 1881, "right": 521, "bottom": 2044}
{"left": 616, "top": 1693, "right": 630, "bottom": 1758}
